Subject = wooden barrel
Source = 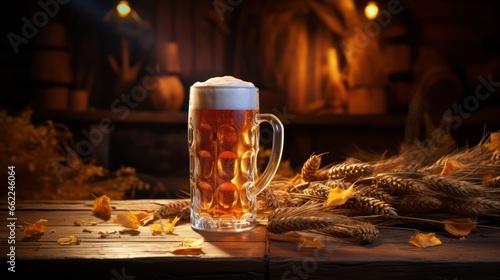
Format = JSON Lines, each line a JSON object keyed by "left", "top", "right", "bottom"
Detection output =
{"left": 30, "top": 22, "right": 72, "bottom": 110}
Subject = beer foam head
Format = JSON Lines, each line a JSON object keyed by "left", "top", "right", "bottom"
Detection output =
{"left": 190, "top": 76, "right": 258, "bottom": 110}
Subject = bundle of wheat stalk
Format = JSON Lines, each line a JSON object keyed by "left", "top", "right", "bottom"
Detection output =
{"left": 258, "top": 131, "right": 500, "bottom": 244}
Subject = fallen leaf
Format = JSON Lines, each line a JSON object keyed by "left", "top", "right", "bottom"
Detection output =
{"left": 113, "top": 212, "right": 140, "bottom": 229}
{"left": 150, "top": 216, "right": 181, "bottom": 235}
{"left": 57, "top": 235, "right": 79, "bottom": 245}
{"left": 170, "top": 238, "right": 204, "bottom": 253}
{"left": 135, "top": 211, "right": 155, "bottom": 226}
{"left": 444, "top": 218, "right": 477, "bottom": 237}
{"left": 488, "top": 132, "right": 500, "bottom": 151}
{"left": 150, "top": 223, "right": 165, "bottom": 235}
{"left": 93, "top": 195, "right": 111, "bottom": 220}
{"left": 24, "top": 219, "right": 48, "bottom": 238}
{"left": 409, "top": 232, "right": 442, "bottom": 248}
{"left": 440, "top": 159, "right": 470, "bottom": 176}
{"left": 325, "top": 185, "right": 354, "bottom": 207}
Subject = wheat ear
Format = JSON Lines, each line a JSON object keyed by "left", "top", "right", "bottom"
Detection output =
{"left": 154, "top": 199, "right": 190, "bottom": 218}
{"left": 301, "top": 153, "right": 325, "bottom": 182}
{"left": 395, "top": 195, "right": 443, "bottom": 213}
{"left": 327, "top": 163, "right": 375, "bottom": 181}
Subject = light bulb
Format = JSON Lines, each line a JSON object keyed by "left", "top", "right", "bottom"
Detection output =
{"left": 116, "top": 1, "right": 131, "bottom": 18}
{"left": 364, "top": 2, "right": 379, "bottom": 20}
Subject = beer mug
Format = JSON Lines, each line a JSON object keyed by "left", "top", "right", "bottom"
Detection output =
{"left": 188, "top": 76, "right": 284, "bottom": 232}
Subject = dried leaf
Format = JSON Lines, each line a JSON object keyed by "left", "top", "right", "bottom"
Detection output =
{"left": 170, "top": 238, "right": 204, "bottom": 253}
{"left": 325, "top": 186, "right": 354, "bottom": 207}
{"left": 24, "top": 219, "right": 48, "bottom": 237}
{"left": 57, "top": 235, "right": 79, "bottom": 245}
{"left": 113, "top": 212, "right": 140, "bottom": 229}
{"left": 93, "top": 195, "right": 111, "bottom": 220}
{"left": 488, "top": 132, "right": 500, "bottom": 151}
{"left": 150, "top": 216, "right": 181, "bottom": 234}
{"left": 135, "top": 211, "right": 155, "bottom": 226}
{"left": 440, "top": 159, "right": 470, "bottom": 176}
{"left": 444, "top": 218, "right": 477, "bottom": 237}
{"left": 409, "top": 232, "right": 442, "bottom": 248}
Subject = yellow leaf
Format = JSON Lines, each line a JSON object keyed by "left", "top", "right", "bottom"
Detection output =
{"left": 150, "top": 224, "right": 165, "bottom": 235}
{"left": 444, "top": 218, "right": 477, "bottom": 237}
{"left": 163, "top": 216, "right": 181, "bottom": 233}
{"left": 24, "top": 219, "right": 48, "bottom": 237}
{"left": 488, "top": 132, "right": 500, "bottom": 151}
{"left": 57, "top": 235, "right": 79, "bottom": 245}
{"left": 440, "top": 159, "right": 470, "bottom": 176}
{"left": 150, "top": 216, "right": 181, "bottom": 235}
{"left": 113, "top": 212, "right": 140, "bottom": 229}
{"left": 135, "top": 211, "right": 155, "bottom": 226}
{"left": 93, "top": 195, "right": 111, "bottom": 220}
{"left": 170, "top": 238, "right": 204, "bottom": 253}
{"left": 325, "top": 185, "right": 354, "bottom": 207}
{"left": 409, "top": 232, "right": 442, "bottom": 248}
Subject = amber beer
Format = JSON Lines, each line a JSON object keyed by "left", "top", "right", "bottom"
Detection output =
{"left": 189, "top": 76, "right": 283, "bottom": 232}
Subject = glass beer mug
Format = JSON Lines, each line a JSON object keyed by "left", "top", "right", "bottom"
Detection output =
{"left": 188, "top": 76, "right": 284, "bottom": 232}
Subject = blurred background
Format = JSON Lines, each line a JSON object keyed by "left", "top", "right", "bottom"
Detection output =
{"left": 1, "top": 0, "right": 500, "bottom": 199}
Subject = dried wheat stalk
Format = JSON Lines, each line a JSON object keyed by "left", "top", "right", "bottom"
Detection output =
{"left": 301, "top": 153, "right": 324, "bottom": 182}
{"left": 154, "top": 199, "right": 190, "bottom": 218}
{"left": 263, "top": 187, "right": 280, "bottom": 210}
{"left": 342, "top": 196, "right": 398, "bottom": 216}
{"left": 487, "top": 176, "right": 500, "bottom": 188}
{"left": 442, "top": 198, "right": 500, "bottom": 216}
{"left": 356, "top": 184, "right": 394, "bottom": 203}
{"left": 395, "top": 195, "right": 443, "bottom": 213}
{"left": 327, "top": 163, "right": 374, "bottom": 181}
{"left": 492, "top": 150, "right": 500, "bottom": 163}
{"left": 267, "top": 216, "right": 340, "bottom": 234}
{"left": 319, "top": 220, "right": 379, "bottom": 244}
{"left": 423, "top": 174, "right": 471, "bottom": 197}
{"left": 375, "top": 174, "right": 429, "bottom": 195}
{"left": 324, "top": 179, "right": 352, "bottom": 190}
{"left": 302, "top": 182, "right": 331, "bottom": 198}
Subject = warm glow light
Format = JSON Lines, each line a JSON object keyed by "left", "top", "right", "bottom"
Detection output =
{"left": 116, "top": 1, "right": 131, "bottom": 17}
{"left": 364, "top": 2, "right": 379, "bottom": 20}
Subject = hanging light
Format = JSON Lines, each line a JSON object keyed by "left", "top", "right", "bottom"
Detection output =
{"left": 116, "top": 1, "right": 131, "bottom": 18}
{"left": 104, "top": 0, "right": 142, "bottom": 24}
{"left": 364, "top": 1, "right": 379, "bottom": 20}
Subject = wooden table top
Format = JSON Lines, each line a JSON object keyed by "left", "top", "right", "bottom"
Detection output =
{"left": 2, "top": 200, "right": 500, "bottom": 280}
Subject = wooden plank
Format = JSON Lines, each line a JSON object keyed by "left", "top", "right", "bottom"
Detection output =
{"left": 212, "top": 23, "right": 226, "bottom": 76}
{"left": 3, "top": 199, "right": 182, "bottom": 211}
{"left": 268, "top": 228, "right": 500, "bottom": 279}
{"left": 32, "top": 109, "right": 188, "bottom": 124}
{"left": 9, "top": 240, "right": 266, "bottom": 259}
{"left": 4, "top": 199, "right": 500, "bottom": 280}
{"left": 405, "top": 0, "right": 500, "bottom": 21}
{"left": 0, "top": 213, "right": 267, "bottom": 243}
{"left": 192, "top": 0, "right": 214, "bottom": 79}
{"left": 175, "top": 0, "right": 193, "bottom": 79}
{"left": 156, "top": 0, "right": 172, "bottom": 44}
{"left": 419, "top": 22, "right": 500, "bottom": 43}
{"left": 15, "top": 258, "right": 266, "bottom": 280}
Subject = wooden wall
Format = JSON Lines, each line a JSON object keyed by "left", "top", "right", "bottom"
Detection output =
{"left": 1, "top": 0, "right": 500, "bottom": 113}
{"left": 1, "top": 0, "right": 500, "bottom": 177}
{"left": 0, "top": 0, "right": 235, "bottom": 113}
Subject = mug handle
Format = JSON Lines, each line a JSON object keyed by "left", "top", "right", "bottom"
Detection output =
{"left": 247, "top": 113, "right": 284, "bottom": 198}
